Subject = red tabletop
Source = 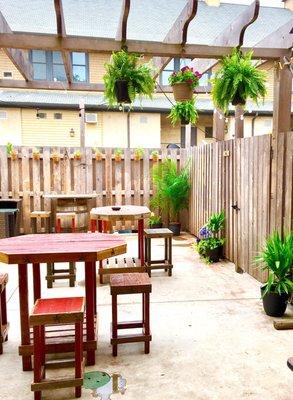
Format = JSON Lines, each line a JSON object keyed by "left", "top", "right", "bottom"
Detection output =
{"left": 0, "top": 232, "right": 126, "bottom": 264}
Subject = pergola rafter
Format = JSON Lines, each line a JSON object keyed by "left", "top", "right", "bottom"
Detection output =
{"left": 54, "top": 0, "right": 73, "bottom": 83}
{"left": 191, "top": 0, "right": 260, "bottom": 74}
{"left": 153, "top": 0, "right": 198, "bottom": 78}
{"left": 0, "top": 11, "right": 33, "bottom": 81}
{"left": 116, "top": 0, "right": 131, "bottom": 45}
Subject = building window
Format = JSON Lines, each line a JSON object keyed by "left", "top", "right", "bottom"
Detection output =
{"left": 30, "top": 50, "right": 88, "bottom": 82}
{"left": 54, "top": 113, "right": 62, "bottom": 120}
{"left": 199, "top": 71, "right": 212, "bottom": 87}
{"left": 0, "top": 111, "right": 7, "bottom": 120}
{"left": 205, "top": 126, "right": 213, "bottom": 138}
{"left": 3, "top": 71, "right": 12, "bottom": 78}
{"left": 160, "top": 58, "right": 180, "bottom": 85}
{"left": 37, "top": 112, "right": 47, "bottom": 119}
{"left": 72, "top": 52, "right": 88, "bottom": 82}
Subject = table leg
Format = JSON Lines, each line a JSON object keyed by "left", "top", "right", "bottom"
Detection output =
{"left": 85, "top": 261, "right": 96, "bottom": 366}
{"left": 18, "top": 263, "right": 32, "bottom": 371}
{"left": 138, "top": 218, "right": 145, "bottom": 266}
{"left": 32, "top": 263, "right": 41, "bottom": 303}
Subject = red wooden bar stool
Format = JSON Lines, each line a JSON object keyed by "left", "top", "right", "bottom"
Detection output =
{"left": 46, "top": 212, "right": 77, "bottom": 288}
{"left": 0, "top": 272, "right": 9, "bottom": 354}
{"left": 110, "top": 273, "right": 152, "bottom": 356}
{"left": 30, "top": 297, "right": 85, "bottom": 400}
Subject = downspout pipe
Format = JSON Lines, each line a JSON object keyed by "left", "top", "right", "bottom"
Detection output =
{"left": 251, "top": 112, "right": 259, "bottom": 137}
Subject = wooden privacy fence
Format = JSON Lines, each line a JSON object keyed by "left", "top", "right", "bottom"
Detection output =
{"left": 189, "top": 132, "right": 293, "bottom": 282}
{"left": 0, "top": 146, "right": 188, "bottom": 234}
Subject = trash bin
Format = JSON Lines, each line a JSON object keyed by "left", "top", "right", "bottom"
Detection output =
{"left": 0, "top": 199, "right": 22, "bottom": 238}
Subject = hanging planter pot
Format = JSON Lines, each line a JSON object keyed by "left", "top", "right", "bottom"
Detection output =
{"left": 231, "top": 89, "right": 246, "bottom": 106}
{"left": 114, "top": 80, "right": 131, "bottom": 104}
{"left": 172, "top": 83, "right": 193, "bottom": 102}
{"left": 180, "top": 117, "right": 190, "bottom": 125}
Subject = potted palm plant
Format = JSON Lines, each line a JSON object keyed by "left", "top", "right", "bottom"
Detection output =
{"left": 169, "top": 99, "right": 198, "bottom": 126}
{"left": 255, "top": 232, "right": 293, "bottom": 317}
{"left": 32, "top": 148, "right": 40, "bottom": 160}
{"left": 211, "top": 48, "right": 267, "bottom": 112}
{"left": 169, "top": 66, "right": 201, "bottom": 101}
{"left": 193, "top": 211, "right": 225, "bottom": 263}
{"left": 94, "top": 148, "right": 103, "bottom": 161}
{"left": 73, "top": 150, "right": 81, "bottom": 160}
{"left": 151, "top": 159, "right": 190, "bottom": 236}
{"left": 103, "top": 50, "right": 156, "bottom": 106}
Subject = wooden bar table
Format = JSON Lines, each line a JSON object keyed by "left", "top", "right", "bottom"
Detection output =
{"left": 90, "top": 206, "right": 151, "bottom": 266}
{"left": 43, "top": 193, "right": 98, "bottom": 232}
{"left": 0, "top": 232, "right": 126, "bottom": 371}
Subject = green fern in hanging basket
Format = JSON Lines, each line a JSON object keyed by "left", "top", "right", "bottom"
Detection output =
{"left": 211, "top": 48, "right": 267, "bottom": 113}
{"left": 168, "top": 99, "right": 198, "bottom": 126}
{"left": 103, "top": 50, "right": 156, "bottom": 106}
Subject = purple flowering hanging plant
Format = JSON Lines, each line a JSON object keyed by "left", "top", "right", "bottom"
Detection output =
{"left": 169, "top": 66, "right": 202, "bottom": 89}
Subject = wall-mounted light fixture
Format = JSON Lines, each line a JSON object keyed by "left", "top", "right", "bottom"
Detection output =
{"left": 69, "top": 128, "right": 75, "bottom": 137}
{"left": 36, "top": 108, "right": 40, "bottom": 119}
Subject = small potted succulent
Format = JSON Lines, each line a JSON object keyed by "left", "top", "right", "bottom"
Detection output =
{"left": 134, "top": 148, "right": 144, "bottom": 161}
{"left": 149, "top": 213, "right": 163, "bottom": 229}
{"left": 193, "top": 211, "right": 225, "bottom": 263}
{"left": 114, "top": 148, "right": 123, "bottom": 162}
{"left": 151, "top": 150, "right": 159, "bottom": 162}
{"left": 211, "top": 48, "right": 267, "bottom": 112}
{"left": 103, "top": 50, "right": 156, "bottom": 105}
{"left": 94, "top": 148, "right": 103, "bottom": 161}
{"left": 32, "top": 147, "right": 40, "bottom": 160}
{"left": 169, "top": 99, "right": 198, "bottom": 126}
{"left": 6, "top": 142, "right": 18, "bottom": 161}
{"left": 51, "top": 151, "right": 60, "bottom": 163}
{"left": 73, "top": 150, "right": 81, "bottom": 160}
{"left": 169, "top": 66, "right": 201, "bottom": 101}
{"left": 255, "top": 232, "right": 293, "bottom": 317}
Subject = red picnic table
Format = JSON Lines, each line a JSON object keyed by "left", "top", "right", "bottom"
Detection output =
{"left": 0, "top": 232, "right": 126, "bottom": 371}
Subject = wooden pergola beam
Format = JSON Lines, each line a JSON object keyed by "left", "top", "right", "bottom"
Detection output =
{"left": 153, "top": 0, "right": 198, "bottom": 78}
{"left": 0, "top": 11, "right": 33, "bottom": 81}
{"left": 0, "top": 79, "right": 210, "bottom": 93}
{"left": 192, "top": 0, "right": 260, "bottom": 74}
{"left": 0, "top": 33, "right": 289, "bottom": 59}
{"left": 54, "top": 0, "right": 73, "bottom": 83}
{"left": 116, "top": 0, "right": 131, "bottom": 43}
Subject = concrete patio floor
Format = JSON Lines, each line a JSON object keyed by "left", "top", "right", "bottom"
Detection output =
{"left": 0, "top": 233, "right": 292, "bottom": 400}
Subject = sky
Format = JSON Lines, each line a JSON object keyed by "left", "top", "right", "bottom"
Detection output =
{"left": 219, "top": 0, "right": 284, "bottom": 6}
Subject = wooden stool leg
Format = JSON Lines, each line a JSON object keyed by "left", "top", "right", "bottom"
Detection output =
{"left": 46, "top": 263, "right": 53, "bottom": 289}
{"left": 40, "top": 325, "right": 45, "bottom": 378}
{"left": 32, "top": 218, "right": 37, "bottom": 234}
{"left": 69, "top": 262, "right": 76, "bottom": 287}
{"left": 147, "top": 238, "right": 151, "bottom": 277}
{"left": 112, "top": 294, "right": 118, "bottom": 357}
{"left": 164, "top": 238, "right": 168, "bottom": 272}
{"left": 33, "top": 325, "right": 42, "bottom": 400}
{"left": 90, "top": 219, "right": 97, "bottom": 233}
{"left": 144, "top": 293, "right": 150, "bottom": 354}
{"left": 168, "top": 237, "right": 172, "bottom": 276}
{"left": 56, "top": 218, "right": 61, "bottom": 233}
{"left": 71, "top": 217, "right": 76, "bottom": 233}
{"left": 75, "top": 321, "right": 83, "bottom": 398}
{"left": 0, "top": 290, "right": 3, "bottom": 354}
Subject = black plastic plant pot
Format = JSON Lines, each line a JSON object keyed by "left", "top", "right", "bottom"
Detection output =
{"left": 231, "top": 90, "right": 246, "bottom": 106}
{"left": 206, "top": 245, "right": 223, "bottom": 263}
{"left": 169, "top": 222, "right": 181, "bottom": 236}
{"left": 180, "top": 117, "right": 190, "bottom": 125}
{"left": 115, "top": 80, "right": 131, "bottom": 103}
{"left": 260, "top": 286, "right": 289, "bottom": 317}
{"left": 149, "top": 222, "right": 163, "bottom": 229}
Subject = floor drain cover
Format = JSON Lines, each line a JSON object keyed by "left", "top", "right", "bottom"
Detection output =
{"left": 84, "top": 371, "right": 126, "bottom": 399}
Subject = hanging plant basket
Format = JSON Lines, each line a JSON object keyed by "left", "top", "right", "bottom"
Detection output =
{"left": 231, "top": 89, "right": 246, "bottom": 106}
{"left": 180, "top": 117, "right": 190, "bottom": 125}
{"left": 173, "top": 83, "right": 193, "bottom": 102}
{"left": 114, "top": 80, "right": 131, "bottom": 104}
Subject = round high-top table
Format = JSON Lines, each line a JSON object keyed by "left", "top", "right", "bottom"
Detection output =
{"left": 0, "top": 232, "right": 126, "bottom": 371}
{"left": 90, "top": 205, "right": 151, "bottom": 266}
